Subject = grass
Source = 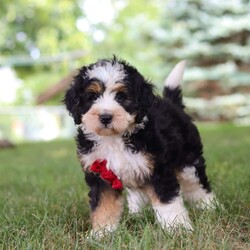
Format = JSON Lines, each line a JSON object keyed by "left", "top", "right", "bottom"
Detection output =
{"left": 0, "top": 123, "right": 249, "bottom": 249}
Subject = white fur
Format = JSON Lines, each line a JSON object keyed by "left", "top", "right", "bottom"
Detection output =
{"left": 85, "top": 68, "right": 127, "bottom": 115}
{"left": 127, "top": 188, "right": 149, "bottom": 214}
{"left": 88, "top": 224, "right": 117, "bottom": 239}
{"left": 178, "top": 167, "right": 217, "bottom": 209}
{"left": 153, "top": 196, "right": 193, "bottom": 230}
{"left": 86, "top": 61, "right": 126, "bottom": 86}
{"left": 94, "top": 91, "right": 120, "bottom": 112}
{"left": 164, "top": 60, "right": 186, "bottom": 89}
{"left": 80, "top": 135, "right": 152, "bottom": 188}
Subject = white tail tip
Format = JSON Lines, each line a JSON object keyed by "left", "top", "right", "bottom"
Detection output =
{"left": 164, "top": 60, "right": 186, "bottom": 89}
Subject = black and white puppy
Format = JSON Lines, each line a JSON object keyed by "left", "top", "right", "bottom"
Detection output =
{"left": 64, "top": 57, "right": 216, "bottom": 236}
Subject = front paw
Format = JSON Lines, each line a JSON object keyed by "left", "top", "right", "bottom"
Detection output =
{"left": 153, "top": 197, "right": 193, "bottom": 232}
{"left": 87, "top": 225, "right": 117, "bottom": 240}
{"left": 193, "top": 192, "right": 220, "bottom": 210}
{"left": 155, "top": 208, "right": 193, "bottom": 232}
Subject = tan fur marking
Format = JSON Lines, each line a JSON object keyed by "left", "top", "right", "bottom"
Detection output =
{"left": 86, "top": 81, "right": 103, "bottom": 94}
{"left": 146, "top": 155, "right": 155, "bottom": 172}
{"left": 110, "top": 83, "right": 127, "bottom": 93}
{"left": 91, "top": 189, "right": 124, "bottom": 232}
{"left": 111, "top": 107, "right": 135, "bottom": 134}
{"left": 81, "top": 105, "right": 135, "bottom": 136}
{"left": 176, "top": 168, "right": 200, "bottom": 193}
{"left": 143, "top": 185, "right": 161, "bottom": 205}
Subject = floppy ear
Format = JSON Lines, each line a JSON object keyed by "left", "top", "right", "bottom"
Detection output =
{"left": 64, "top": 83, "right": 82, "bottom": 124}
{"left": 64, "top": 68, "right": 88, "bottom": 125}
{"left": 123, "top": 64, "right": 155, "bottom": 123}
{"left": 136, "top": 80, "right": 155, "bottom": 122}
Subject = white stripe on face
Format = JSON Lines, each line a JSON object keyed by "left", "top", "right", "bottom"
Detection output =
{"left": 82, "top": 62, "right": 133, "bottom": 135}
{"left": 86, "top": 61, "right": 126, "bottom": 87}
{"left": 94, "top": 91, "right": 118, "bottom": 112}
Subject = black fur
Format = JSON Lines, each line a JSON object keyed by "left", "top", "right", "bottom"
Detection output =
{"left": 85, "top": 172, "right": 107, "bottom": 211}
{"left": 163, "top": 86, "right": 185, "bottom": 109}
{"left": 64, "top": 56, "right": 211, "bottom": 212}
{"left": 76, "top": 127, "right": 95, "bottom": 154}
{"left": 85, "top": 172, "right": 123, "bottom": 211}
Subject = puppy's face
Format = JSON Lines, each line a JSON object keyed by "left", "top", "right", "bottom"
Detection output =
{"left": 82, "top": 79, "right": 135, "bottom": 136}
{"left": 64, "top": 58, "right": 154, "bottom": 136}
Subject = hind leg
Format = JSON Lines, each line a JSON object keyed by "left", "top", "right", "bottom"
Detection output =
{"left": 177, "top": 157, "right": 217, "bottom": 209}
{"left": 148, "top": 166, "right": 193, "bottom": 231}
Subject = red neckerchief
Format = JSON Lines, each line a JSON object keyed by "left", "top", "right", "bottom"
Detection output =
{"left": 90, "top": 159, "right": 123, "bottom": 190}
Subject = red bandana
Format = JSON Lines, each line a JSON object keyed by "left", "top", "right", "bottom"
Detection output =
{"left": 90, "top": 159, "right": 123, "bottom": 190}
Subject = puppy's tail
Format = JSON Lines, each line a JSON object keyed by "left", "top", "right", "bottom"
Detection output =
{"left": 163, "top": 60, "right": 186, "bottom": 108}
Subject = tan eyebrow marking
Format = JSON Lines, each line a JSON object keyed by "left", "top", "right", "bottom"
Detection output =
{"left": 110, "top": 83, "right": 127, "bottom": 93}
{"left": 86, "top": 81, "right": 103, "bottom": 93}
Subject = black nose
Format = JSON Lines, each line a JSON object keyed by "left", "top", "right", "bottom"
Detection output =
{"left": 99, "top": 113, "right": 113, "bottom": 125}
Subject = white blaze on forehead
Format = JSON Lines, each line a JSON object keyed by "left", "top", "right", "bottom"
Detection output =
{"left": 86, "top": 61, "right": 126, "bottom": 86}
{"left": 94, "top": 91, "right": 118, "bottom": 111}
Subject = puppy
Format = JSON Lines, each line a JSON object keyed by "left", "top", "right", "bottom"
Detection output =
{"left": 64, "top": 57, "right": 216, "bottom": 237}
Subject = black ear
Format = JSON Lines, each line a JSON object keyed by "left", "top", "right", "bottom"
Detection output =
{"left": 139, "top": 80, "right": 155, "bottom": 109}
{"left": 64, "top": 84, "right": 81, "bottom": 124}
{"left": 63, "top": 68, "right": 88, "bottom": 124}
{"left": 121, "top": 60, "right": 155, "bottom": 123}
{"left": 136, "top": 80, "right": 155, "bottom": 122}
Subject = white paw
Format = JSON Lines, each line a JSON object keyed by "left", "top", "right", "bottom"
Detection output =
{"left": 193, "top": 192, "right": 219, "bottom": 210}
{"left": 87, "top": 225, "right": 116, "bottom": 240}
{"left": 153, "top": 196, "right": 193, "bottom": 232}
{"left": 157, "top": 210, "right": 193, "bottom": 231}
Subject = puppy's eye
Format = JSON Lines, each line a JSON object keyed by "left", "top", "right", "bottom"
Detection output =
{"left": 115, "top": 92, "right": 127, "bottom": 102}
{"left": 87, "top": 92, "right": 99, "bottom": 102}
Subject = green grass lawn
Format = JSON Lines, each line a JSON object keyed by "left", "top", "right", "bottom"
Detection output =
{"left": 0, "top": 123, "right": 249, "bottom": 249}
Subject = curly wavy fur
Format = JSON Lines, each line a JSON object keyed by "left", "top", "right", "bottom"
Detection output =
{"left": 64, "top": 57, "right": 217, "bottom": 238}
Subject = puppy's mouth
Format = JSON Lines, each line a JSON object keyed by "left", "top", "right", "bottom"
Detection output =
{"left": 81, "top": 108, "right": 136, "bottom": 136}
{"left": 96, "top": 123, "right": 122, "bottom": 136}
{"left": 86, "top": 119, "right": 134, "bottom": 136}
{"left": 81, "top": 118, "right": 130, "bottom": 136}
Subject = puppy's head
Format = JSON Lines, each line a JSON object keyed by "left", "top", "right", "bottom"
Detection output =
{"left": 64, "top": 57, "right": 154, "bottom": 136}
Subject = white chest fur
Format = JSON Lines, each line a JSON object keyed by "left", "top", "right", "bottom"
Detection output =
{"left": 80, "top": 135, "right": 152, "bottom": 188}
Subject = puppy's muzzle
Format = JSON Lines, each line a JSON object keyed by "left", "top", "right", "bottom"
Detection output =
{"left": 99, "top": 113, "right": 113, "bottom": 126}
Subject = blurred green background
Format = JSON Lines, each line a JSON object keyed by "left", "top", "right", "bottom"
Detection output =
{"left": 0, "top": 2, "right": 250, "bottom": 248}
{"left": 0, "top": 0, "right": 250, "bottom": 142}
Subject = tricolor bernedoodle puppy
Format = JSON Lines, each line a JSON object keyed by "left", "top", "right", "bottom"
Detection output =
{"left": 64, "top": 57, "right": 217, "bottom": 237}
